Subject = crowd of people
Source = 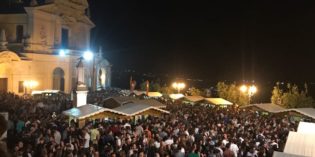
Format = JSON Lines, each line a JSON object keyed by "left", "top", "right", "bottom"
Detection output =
{"left": 0, "top": 91, "right": 300, "bottom": 157}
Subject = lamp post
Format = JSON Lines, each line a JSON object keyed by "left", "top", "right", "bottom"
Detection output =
{"left": 239, "top": 84, "right": 257, "bottom": 105}
{"left": 172, "top": 82, "right": 186, "bottom": 93}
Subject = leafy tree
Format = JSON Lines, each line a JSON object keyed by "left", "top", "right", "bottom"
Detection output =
{"left": 160, "top": 86, "right": 173, "bottom": 95}
{"left": 140, "top": 81, "right": 147, "bottom": 91}
{"left": 187, "top": 87, "right": 202, "bottom": 96}
{"left": 271, "top": 82, "right": 314, "bottom": 108}
{"left": 271, "top": 82, "right": 282, "bottom": 105}
{"left": 151, "top": 82, "right": 161, "bottom": 92}
{"left": 139, "top": 81, "right": 161, "bottom": 92}
{"left": 216, "top": 82, "right": 249, "bottom": 106}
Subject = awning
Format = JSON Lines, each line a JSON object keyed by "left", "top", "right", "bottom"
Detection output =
{"left": 169, "top": 93, "right": 185, "bottom": 100}
{"left": 273, "top": 151, "right": 307, "bottom": 157}
{"left": 184, "top": 96, "right": 204, "bottom": 102}
{"left": 147, "top": 92, "right": 163, "bottom": 97}
{"left": 204, "top": 98, "right": 233, "bottom": 105}
{"left": 241, "top": 103, "right": 285, "bottom": 113}
{"left": 133, "top": 99, "right": 166, "bottom": 108}
{"left": 297, "top": 122, "right": 315, "bottom": 134}
{"left": 63, "top": 104, "right": 128, "bottom": 119}
{"left": 112, "top": 103, "right": 169, "bottom": 116}
{"left": 283, "top": 131, "right": 315, "bottom": 157}
{"left": 280, "top": 108, "right": 315, "bottom": 120}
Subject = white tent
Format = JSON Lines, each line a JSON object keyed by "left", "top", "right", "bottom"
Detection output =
{"left": 283, "top": 131, "right": 315, "bottom": 157}
{"left": 273, "top": 151, "right": 307, "bottom": 157}
{"left": 204, "top": 98, "right": 233, "bottom": 106}
{"left": 297, "top": 122, "right": 315, "bottom": 134}
{"left": 169, "top": 93, "right": 185, "bottom": 100}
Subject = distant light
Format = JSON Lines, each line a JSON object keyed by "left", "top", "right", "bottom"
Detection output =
{"left": 240, "top": 85, "right": 248, "bottom": 93}
{"left": 59, "top": 49, "right": 66, "bottom": 56}
{"left": 83, "top": 50, "right": 93, "bottom": 61}
{"left": 249, "top": 85, "right": 257, "bottom": 94}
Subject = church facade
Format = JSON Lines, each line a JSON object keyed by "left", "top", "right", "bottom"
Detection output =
{"left": 0, "top": 0, "right": 111, "bottom": 94}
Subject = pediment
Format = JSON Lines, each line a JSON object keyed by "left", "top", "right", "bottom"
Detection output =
{"left": 30, "top": 0, "right": 94, "bottom": 27}
{"left": 0, "top": 51, "right": 21, "bottom": 63}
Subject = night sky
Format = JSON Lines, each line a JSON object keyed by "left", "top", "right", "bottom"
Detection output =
{"left": 89, "top": 0, "right": 315, "bottom": 84}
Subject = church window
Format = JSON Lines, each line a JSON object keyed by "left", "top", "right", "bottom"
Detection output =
{"left": 61, "top": 28, "right": 69, "bottom": 48}
{"left": 18, "top": 81, "right": 24, "bottom": 93}
{"left": 16, "top": 25, "right": 23, "bottom": 43}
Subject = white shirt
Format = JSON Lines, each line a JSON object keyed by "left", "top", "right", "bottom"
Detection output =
{"left": 84, "top": 133, "right": 90, "bottom": 148}
{"left": 230, "top": 143, "right": 239, "bottom": 157}
{"left": 54, "top": 131, "right": 61, "bottom": 144}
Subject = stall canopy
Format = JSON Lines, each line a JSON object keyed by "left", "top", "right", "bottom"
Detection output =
{"left": 169, "top": 93, "right": 185, "bottom": 100}
{"left": 63, "top": 104, "right": 127, "bottom": 119}
{"left": 280, "top": 108, "right": 315, "bottom": 120}
{"left": 112, "top": 103, "right": 169, "bottom": 116}
{"left": 147, "top": 92, "right": 163, "bottom": 98}
{"left": 297, "top": 122, "right": 315, "bottom": 134}
{"left": 241, "top": 103, "right": 285, "bottom": 113}
{"left": 204, "top": 98, "right": 233, "bottom": 105}
{"left": 103, "top": 96, "right": 166, "bottom": 108}
{"left": 133, "top": 99, "right": 166, "bottom": 108}
{"left": 283, "top": 131, "right": 315, "bottom": 157}
{"left": 133, "top": 90, "right": 146, "bottom": 96}
{"left": 273, "top": 151, "right": 307, "bottom": 157}
{"left": 132, "top": 91, "right": 163, "bottom": 98}
{"left": 184, "top": 96, "right": 204, "bottom": 102}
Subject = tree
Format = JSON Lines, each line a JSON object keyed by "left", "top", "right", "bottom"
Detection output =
{"left": 187, "top": 87, "right": 202, "bottom": 96}
{"left": 271, "top": 83, "right": 314, "bottom": 108}
{"left": 216, "top": 82, "right": 249, "bottom": 106}
{"left": 160, "top": 86, "right": 173, "bottom": 95}
{"left": 139, "top": 81, "right": 161, "bottom": 92}
{"left": 140, "top": 81, "right": 147, "bottom": 91}
{"left": 151, "top": 82, "right": 161, "bottom": 92}
{"left": 271, "top": 82, "right": 282, "bottom": 105}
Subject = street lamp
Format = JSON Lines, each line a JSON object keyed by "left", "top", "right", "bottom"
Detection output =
{"left": 59, "top": 49, "right": 67, "bottom": 56}
{"left": 83, "top": 50, "right": 96, "bottom": 91}
{"left": 23, "top": 80, "right": 39, "bottom": 94}
{"left": 239, "top": 84, "right": 257, "bottom": 104}
{"left": 83, "top": 50, "right": 93, "bottom": 61}
{"left": 172, "top": 82, "right": 186, "bottom": 93}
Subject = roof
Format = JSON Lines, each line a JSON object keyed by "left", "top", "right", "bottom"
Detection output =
{"left": 204, "top": 98, "right": 233, "bottom": 105}
{"left": 169, "top": 94, "right": 185, "bottom": 100}
{"left": 133, "top": 90, "right": 146, "bottom": 96}
{"left": 297, "top": 122, "right": 315, "bottom": 134}
{"left": 283, "top": 108, "right": 315, "bottom": 120}
{"left": 112, "top": 103, "right": 169, "bottom": 116}
{"left": 283, "top": 131, "right": 315, "bottom": 157}
{"left": 133, "top": 99, "right": 166, "bottom": 108}
{"left": 63, "top": 104, "right": 107, "bottom": 119}
{"left": 108, "top": 96, "right": 137, "bottom": 105}
{"left": 102, "top": 96, "right": 166, "bottom": 109}
{"left": 63, "top": 104, "right": 128, "bottom": 119}
{"left": 242, "top": 103, "right": 286, "bottom": 113}
{"left": 184, "top": 96, "right": 204, "bottom": 102}
{"left": 147, "top": 92, "right": 163, "bottom": 97}
{"left": 273, "top": 151, "right": 307, "bottom": 157}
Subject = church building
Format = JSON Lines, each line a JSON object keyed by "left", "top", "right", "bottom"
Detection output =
{"left": 0, "top": 0, "right": 111, "bottom": 94}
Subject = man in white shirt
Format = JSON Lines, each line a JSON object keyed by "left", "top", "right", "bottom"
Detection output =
{"left": 230, "top": 139, "right": 239, "bottom": 157}
{"left": 83, "top": 129, "right": 90, "bottom": 149}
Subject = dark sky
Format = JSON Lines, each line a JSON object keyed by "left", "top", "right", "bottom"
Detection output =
{"left": 89, "top": 0, "right": 315, "bottom": 83}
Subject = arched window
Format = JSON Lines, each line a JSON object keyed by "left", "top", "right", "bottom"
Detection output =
{"left": 53, "top": 67, "right": 65, "bottom": 91}
{"left": 16, "top": 25, "right": 23, "bottom": 43}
